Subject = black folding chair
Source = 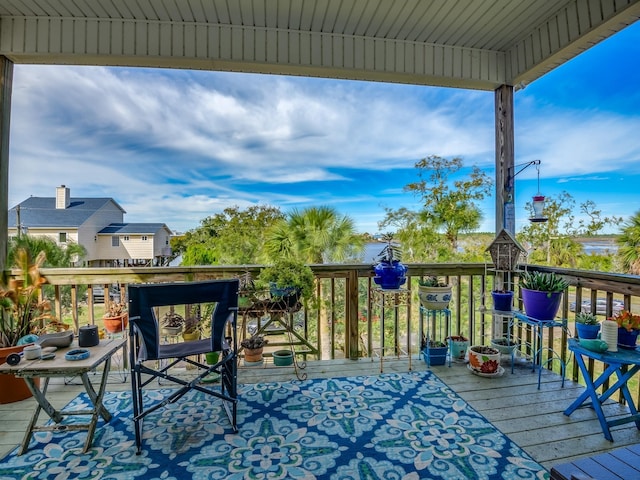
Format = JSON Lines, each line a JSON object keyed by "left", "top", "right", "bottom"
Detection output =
{"left": 128, "top": 279, "right": 239, "bottom": 454}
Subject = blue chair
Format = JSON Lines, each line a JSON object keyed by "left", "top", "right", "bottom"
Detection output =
{"left": 128, "top": 279, "right": 239, "bottom": 453}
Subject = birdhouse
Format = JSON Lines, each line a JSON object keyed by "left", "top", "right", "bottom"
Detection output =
{"left": 486, "top": 229, "right": 526, "bottom": 272}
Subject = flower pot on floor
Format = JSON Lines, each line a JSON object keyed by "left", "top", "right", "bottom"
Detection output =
{"left": 273, "top": 350, "right": 294, "bottom": 366}
{"left": 244, "top": 346, "right": 264, "bottom": 363}
{"left": 447, "top": 336, "right": 469, "bottom": 362}
{"left": 468, "top": 345, "right": 501, "bottom": 374}
{"left": 422, "top": 345, "right": 448, "bottom": 366}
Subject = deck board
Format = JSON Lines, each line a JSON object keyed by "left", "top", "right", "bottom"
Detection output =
{"left": 1, "top": 355, "right": 640, "bottom": 472}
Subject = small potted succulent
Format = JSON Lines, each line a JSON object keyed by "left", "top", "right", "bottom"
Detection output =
{"left": 418, "top": 276, "right": 452, "bottom": 310}
{"left": 421, "top": 338, "right": 448, "bottom": 366}
{"left": 575, "top": 312, "right": 600, "bottom": 339}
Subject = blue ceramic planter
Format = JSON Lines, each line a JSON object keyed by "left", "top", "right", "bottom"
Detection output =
{"left": 373, "top": 260, "right": 407, "bottom": 290}
{"left": 575, "top": 323, "right": 600, "bottom": 339}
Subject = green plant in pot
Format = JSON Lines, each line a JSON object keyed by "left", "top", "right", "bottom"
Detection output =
{"left": 237, "top": 270, "right": 258, "bottom": 309}
{"left": 417, "top": 276, "right": 452, "bottom": 310}
{"left": 241, "top": 335, "right": 268, "bottom": 364}
{"left": 0, "top": 248, "right": 57, "bottom": 403}
{"left": 575, "top": 312, "right": 600, "bottom": 339}
{"left": 519, "top": 271, "right": 569, "bottom": 321}
{"left": 257, "top": 258, "right": 315, "bottom": 307}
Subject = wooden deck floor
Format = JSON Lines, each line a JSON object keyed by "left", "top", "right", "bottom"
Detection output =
{"left": 1, "top": 354, "right": 639, "bottom": 473}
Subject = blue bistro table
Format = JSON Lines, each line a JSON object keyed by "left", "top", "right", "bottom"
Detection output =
{"left": 565, "top": 338, "right": 640, "bottom": 441}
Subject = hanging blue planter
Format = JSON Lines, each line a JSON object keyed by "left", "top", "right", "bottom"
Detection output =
{"left": 373, "top": 260, "right": 407, "bottom": 290}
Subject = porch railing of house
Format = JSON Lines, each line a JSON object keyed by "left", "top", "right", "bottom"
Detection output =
{"left": 20, "top": 263, "right": 640, "bottom": 407}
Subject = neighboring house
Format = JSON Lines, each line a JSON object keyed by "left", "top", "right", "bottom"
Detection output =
{"left": 8, "top": 185, "right": 172, "bottom": 267}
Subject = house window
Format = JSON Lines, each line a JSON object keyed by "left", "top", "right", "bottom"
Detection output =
{"left": 112, "top": 236, "right": 119, "bottom": 247}
{"left": 59, "top": 232, "right": 67, "bottom": 243}
{"left": 123, "top": 236, "right": 130, "bottom": 241}
{"left": 141, "top": 235, "right": 148, "bottom": 241}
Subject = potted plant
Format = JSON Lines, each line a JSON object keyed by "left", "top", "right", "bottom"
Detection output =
{"left": 575, "top": 312, "right": 600, "bottom": 339}
{"left": 372, "top": 233, "right": 407, "bottom": 290}
{"left": 447, "top": 335, "right": 469, "bottom": 362}
{"left": 491, "top": 289, "right": 514, "bottom": 312}
{"left": 182, "top": 314, "right": 202, "bottom": 341}
{"left": 237, "top": 270, "right": 258, "bottom": 309}
{"left": 421, "top": 338, "right": 448, "bottom": 366}
{"left": 519, "top": 271, "right": 569, "bottom": 321}
{"left": 609, "top": 310, "right": 640, "bottom": 349}
{"left": 161, "top": 310, "right": 184, "bottom": 336}
{"left": 468, "top": 345, "right": 501, "bottom": 374}
{"left": 418, "top": 276, "right": 452, "bottom": 310}
{"left": 257, "top": 258, "right": 315, "bottom": 307}
{"left": 103, "top": 300, "right": 128, "bottom": 333}
{"left": 240, "top": 335, "right": 267, "bottom": 365}
{"left": 0, "top": 248, "right": 56, "bottom": 403}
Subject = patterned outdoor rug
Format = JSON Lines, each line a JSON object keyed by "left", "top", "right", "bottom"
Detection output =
{"left": 0, "top": 370, "right": 549, "bottom": 479}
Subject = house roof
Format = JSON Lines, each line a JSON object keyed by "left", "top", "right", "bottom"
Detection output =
{"left": 98, "top": 223, "right": 171, "bottom": 235}
{"left": 0, "top": 1, "right": 638, "bottom": 90}
{"left": 8, "top": 196, "right": 126, "bottom": 228}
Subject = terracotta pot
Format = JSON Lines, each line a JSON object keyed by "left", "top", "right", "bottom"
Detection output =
{"left": 244, "top": 346, "right": 263, "bottom": 362}
{"left": 103, "top": 313, "right": 128, "bottom": 333}
{"left": 0, "top": 344, "right": 39, "bottom": 404}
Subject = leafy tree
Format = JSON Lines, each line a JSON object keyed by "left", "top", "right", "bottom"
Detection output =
{"left": 262, "top": 206, "right": 363, "bottom": 360}
{"left": 520, "top": 192, "right": 622, "bottom": 268}
{"left": 262, "top": 206, "right": 364, "bottom": 264}
{"left": 377, "top": 207, "right": 449, "bottom": 262}
{"left": 178, "top": 205, "right": 284, "bottom": 266}
{"left": 402, "top": 155, "right": 493, "bottom": 251}
{"left": 8, "top": 235, "right": 86, "bottom": 268}
{"left": 617, "top": 210, "right": 640, "bottom": 274}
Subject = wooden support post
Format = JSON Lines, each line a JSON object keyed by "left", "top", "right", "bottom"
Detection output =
{"left": 495, "top": 84, "right": 515, "bottom": 235}
{"left": 0, "top": 56, "right": 14, "bottom": 275}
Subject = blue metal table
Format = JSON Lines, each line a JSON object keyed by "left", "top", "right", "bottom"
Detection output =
{"left": 565, "top": 338, "right": 640, "bottom": 441}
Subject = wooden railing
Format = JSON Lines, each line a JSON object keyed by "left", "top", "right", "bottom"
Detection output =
{"left": 18, "top": 262, "right": 640, "bottom": 405}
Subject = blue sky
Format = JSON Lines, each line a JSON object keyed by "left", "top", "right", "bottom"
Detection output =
{"left": 7, "top": 21, "right": 640, "bottom": 235}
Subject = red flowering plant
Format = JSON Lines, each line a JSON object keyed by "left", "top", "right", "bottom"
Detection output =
{"left": 609, "top": 310, "right": 640, "bottom": 332}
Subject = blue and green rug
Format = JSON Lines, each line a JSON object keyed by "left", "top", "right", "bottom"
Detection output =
{"left": 0, "top": 370, "right": 548, "bottom": 479}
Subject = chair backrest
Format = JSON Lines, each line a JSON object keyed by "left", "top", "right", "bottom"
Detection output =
{"left": 128, "top": 279, "right": 239, "bottom": 360}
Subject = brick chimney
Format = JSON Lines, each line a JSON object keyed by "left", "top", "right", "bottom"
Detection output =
{"left": 56, "top": 185, "right": 70, "bottom": 209}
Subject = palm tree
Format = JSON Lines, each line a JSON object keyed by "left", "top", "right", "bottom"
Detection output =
{"left": 262, "top": 206, "right": 364, "bottom": 359}
{"left": 618, "top": 211, "right": 640, "bottom": 274}
{"left": 263, "top": 206, "right": 363, "bottom": 264}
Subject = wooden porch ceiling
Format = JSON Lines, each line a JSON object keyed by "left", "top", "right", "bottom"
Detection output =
{"left": 0, "top": 0, "right": 639, "bottom": 90}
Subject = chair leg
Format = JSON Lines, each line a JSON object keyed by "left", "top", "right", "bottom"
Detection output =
{"left": 130, "top": 365, "right": 144, "bottom": 454}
